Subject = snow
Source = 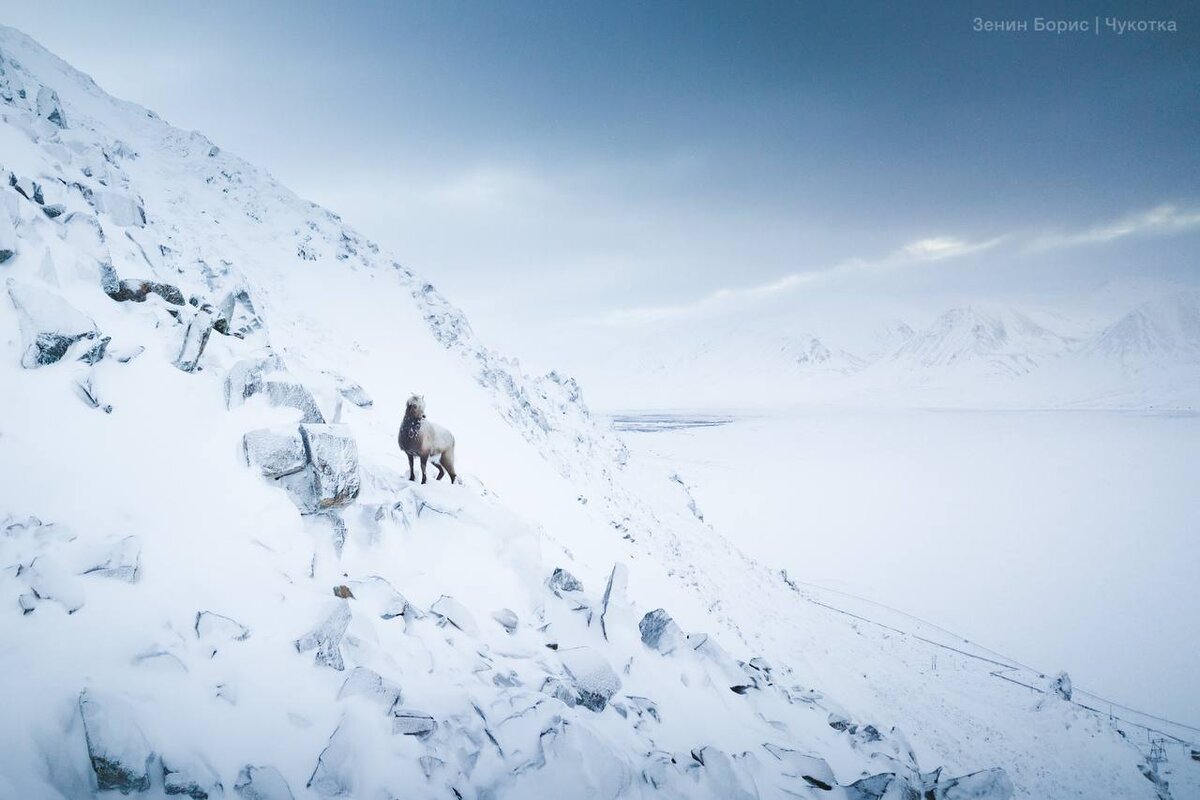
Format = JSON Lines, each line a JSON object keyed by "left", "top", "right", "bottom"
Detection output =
{"left": 0, "top": 21, "right": 1193, "bottom": 800}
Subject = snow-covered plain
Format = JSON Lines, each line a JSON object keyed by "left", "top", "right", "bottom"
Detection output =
{"left": 1, "top": 22, "right": 1197, "bottom": 800}
{"left": 618, "top": 408, "right": 1200, "bottom": 731}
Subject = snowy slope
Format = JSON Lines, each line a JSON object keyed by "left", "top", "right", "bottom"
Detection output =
{"left": 0, "top": 25, "right": 1190, "bottom": 800}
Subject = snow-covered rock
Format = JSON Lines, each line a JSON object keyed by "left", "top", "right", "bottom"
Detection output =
{"left": 638, "top": 608, "right": 686, "bottom": 655}
{"left": 78, "top": 690, "right": 154, "bottom": 794}
{"left": 558, "top": 646, "right": 621, "bottom": 712}
{"left": 234, "top": 765, "right": 294, "bottom": 800}
{"left": 295, "top": 601, "right": 352, "bottom": 671}
{"left": 7, "top": 278, "right": 100, "bottom": 367}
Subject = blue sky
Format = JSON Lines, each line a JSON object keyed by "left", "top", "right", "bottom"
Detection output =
{"left": 2, "top": 0, "right": 1197, "bottom": 360}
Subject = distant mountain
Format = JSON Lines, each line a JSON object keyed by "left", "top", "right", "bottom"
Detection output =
{"left": 1084, "top": 290, "right": 1200, "bottom": 369}
{"left": 885, "top": 305, "right": 1077, "bottom": 378}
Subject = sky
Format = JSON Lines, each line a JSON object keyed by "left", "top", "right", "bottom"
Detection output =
{"left": 1, "top": 0, "right": 1198, "bottom": 367}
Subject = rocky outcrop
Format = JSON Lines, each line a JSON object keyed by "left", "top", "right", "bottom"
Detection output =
{"left": 639, "top": 608, "right": 686, "bottom": 655}
{"left": 7, "top": 279, "right": 101, "bottom": 368}
{"left": 78, "top": 690, "right": 153, "bottom": 794}
{"left": 295, "top": 601, "right": 352, "bottom": 670}
{"left": 234, "top": 765, "right": 295, "bottom": 800}
{"left": 559, "top": 646, "right": 621, "bottom": 712}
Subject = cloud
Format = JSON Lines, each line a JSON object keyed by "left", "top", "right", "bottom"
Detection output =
{"left": 600, "top": 233, "right": 1002, "bottom": 326}
{"left": 1031, "top": 204, "right": 1200, "bottom": 250}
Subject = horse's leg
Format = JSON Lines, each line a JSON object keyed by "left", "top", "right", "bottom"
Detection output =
{"left": 442, "top": 447, "right": 457, "bottom": 484}
{"left": 420, "top": 454, "right": 429, "bottom": 484}
{"left": 434, "top": 460, "right": 446, "bottom": 481}
{"left": 407, "top": 452, "right": 416, "bottom": 482}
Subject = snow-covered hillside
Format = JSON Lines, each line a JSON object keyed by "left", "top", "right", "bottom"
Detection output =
{"left": 0, "top": 25, "right": 1193, "bottom": 800}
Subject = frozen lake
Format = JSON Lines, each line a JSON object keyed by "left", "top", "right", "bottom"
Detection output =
{"left": 617, "top": 407, "right": 1200, "bottom": 729}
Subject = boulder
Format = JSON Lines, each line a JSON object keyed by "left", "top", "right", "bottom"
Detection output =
{"left": 599, "top": 563, "right": 628, "bottom": 640}
{"left": 10, "top": 173, "right": 42, "bottom": 203}
{"left": 559, "top": 646, "right": 621, "bottom": 712}
{"left": 93, "top": 191, "right": 146, "bottom": 227}
{"left": 106, "top": 278, "right": 185, "bottom": 305}
{"left": 295, "top": 601, "right": 352, "bottom": 670}
{"left": 163, "top": 756, "right": 223, "bottom": 799}
{"left": 74, "top": 370, "right": 113, "bottom": 413}
{"left": 195, "top": 611, "right": 250, "bottom": 656}
{"left": 36, "top": 85, "right": 67, "bottom": 127}
{"left": 337, "top": 667, "right": 402, "bottom": 710}
{"left": 234, "top": 765, "right": 295, "bottom": 800}
{"left": 174, "top": 310, "right": 214, "bottom": 373}
{"left": 762, "top": 744, "right": 837, "bottom": 790}
{"left": 345, "top": 575, "right": 409, "bottom": 620}
{"left": 307, "top": 724, "right": 357, "bottom": 798}
{"left": 491, "top": 608, "right": 519, "bottom": 633}
{"left": 81, "top": 536, "right": 141, "bottom": 582}
{"left": 547, "top": 567, "right": 583, "bottom": 593}
{"left": 299, "top": 424, "right": 360, "bottom": 509}
{"left": 391, "top": 708, "right": 436, "bottom": 737}
{"left": 225, "top": 355, "right": 286, "bottom": 407}
{"left": 330, "top": 374, "right": 372, "bottom": 408}
{"left": 243, "top": 428, "right": 307, "bottom": 479}
{"left": 260, "top": 381, "right": 325, "bottom": 423}
{"left": 213, "top": 288, "right": 263, "bottom": 339}
{"left": 430, "top": 595, "right": 478, "bottom": 636}
{"left": 638, "top": 609, "right": 686, "bottom": 655}
{"left": 42, "top": 202, "right": 66, "bottom": 219}
{"left": 77, "top": 335, "right": 111, "bottom": 365}
{"left": 7, "top": 279, "right": 100, "bottom": 368}
{"left": 78, "top": 690, "right": 153, "bottom": 794}
{"left": 844, "top": 772, "right": 920, "bottom": 800}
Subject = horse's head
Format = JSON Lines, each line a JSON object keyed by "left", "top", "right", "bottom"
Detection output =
{"left": 405, "top": 394, "right": 426, "bottom": 419}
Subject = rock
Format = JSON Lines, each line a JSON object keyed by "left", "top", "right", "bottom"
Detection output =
{"left": 1050, "top": 671, "right": 1072, "bottom": 701}
{"left": 638, "top": 609, "right": 686, "bottom": 655}
{"left": 7, "top": 279, "right": 100, "bottom": 368}
{"left": 491, "top": 608, "right": 519, "bottom": 633}
{"left": 74, "top": 370, "right": 113, "bottom": 413}
{"left": 332, "top": 584, "right": 354, "bottom": 599}
{"left": 258, "top": 380, "right": 325, "bottom": 423}
{"left": 42, "top": 202, "right": 66, "bottom": 219}
{"left": 106, "top": 278, "right": 186, "bottom": 305}
{"left": 78, "top": 690, "right": 153, "bottom": 794}
{"left": 174, "top": 310, "right": 214, "bottom": 372}
{"left": 234, "top": 765, "right": 295, "bottom": 800}
{"left": 692, "top": 747, "right": 756, "bottom": 800}
{"left": 163, "top": 756, "right": 222, "bottom": 799}
{"left": 599, "top": 563, "right": 628, "bottom": 640}
{"left": 295, "top": 601, "right": 352, "bottom": 670}
{"left": 36, "top": 85, "right": 67, "bottom": 127}
{"left": 110, "top": 345, "right": 145, "bottom": 363}
{"left": 844, "top": 772, "right": 920, "bottom": 800}
{"left": 337, "top": 667, "right": 402, "bottom": 709}
{"left": 331, "top": 375, "right": 372, "bottom": 408}
{"left": 225, "top": 355, "right": 286, "bottom": 407}
{"left": 541, "top": 676, "right": 578, "bottom": 707}
{"left": 430, "top": 595, "right": 479, "bottom": 636}
{"left": 762, "top": 744, "right": 837, "bottom": 791}
{"left": 243, "top": 428, "right": 307, "bottom": 479}
{"left": 928, "top": 768, "right": 1014, "bottom": 799}
{"left": 391, "top": 708, "right": 437, "bottom": 737}
{"left": 93, "top": 190, "right": 146, "bottom": 227}
{"left": 18, "top": 592, "right": 36, "bottom": 614}
{"left": 559, "top": 646, "right": 621, "bottom": 712}
{"left": 195, "top": 611, "right": 250, "bottom": 656}
{"left": 547, "top": 567, "right": 583, "bottom": 593}
{"left": 345, "top": 576, "right": 409, "bottom": 620}
{"left": 81, "top": 536, "right": 141, "bottom": 582}
{"left": 77, "top": 335, "right": 111, "bottom": 365}
{"left": 212, "top": 288, "right": 263, "bottom": 339}
{"left": 317, "top": 512, "right": 348, "bottom": 555}
{"left": 828, "top": 710, "right": 854, "bottom": 732}
{"left": 299, "top": 424, "right": 360, "bottom": 510}
{"left": 10, "top": 174, "right": 42, "bottom": 203}
{"left": 307, "top": 724, "right": 356, "bottom": 798}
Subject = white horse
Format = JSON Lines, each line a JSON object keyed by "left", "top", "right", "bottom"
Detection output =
{"left": 398, "top": 395, "right": 457, "bottom": 484}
